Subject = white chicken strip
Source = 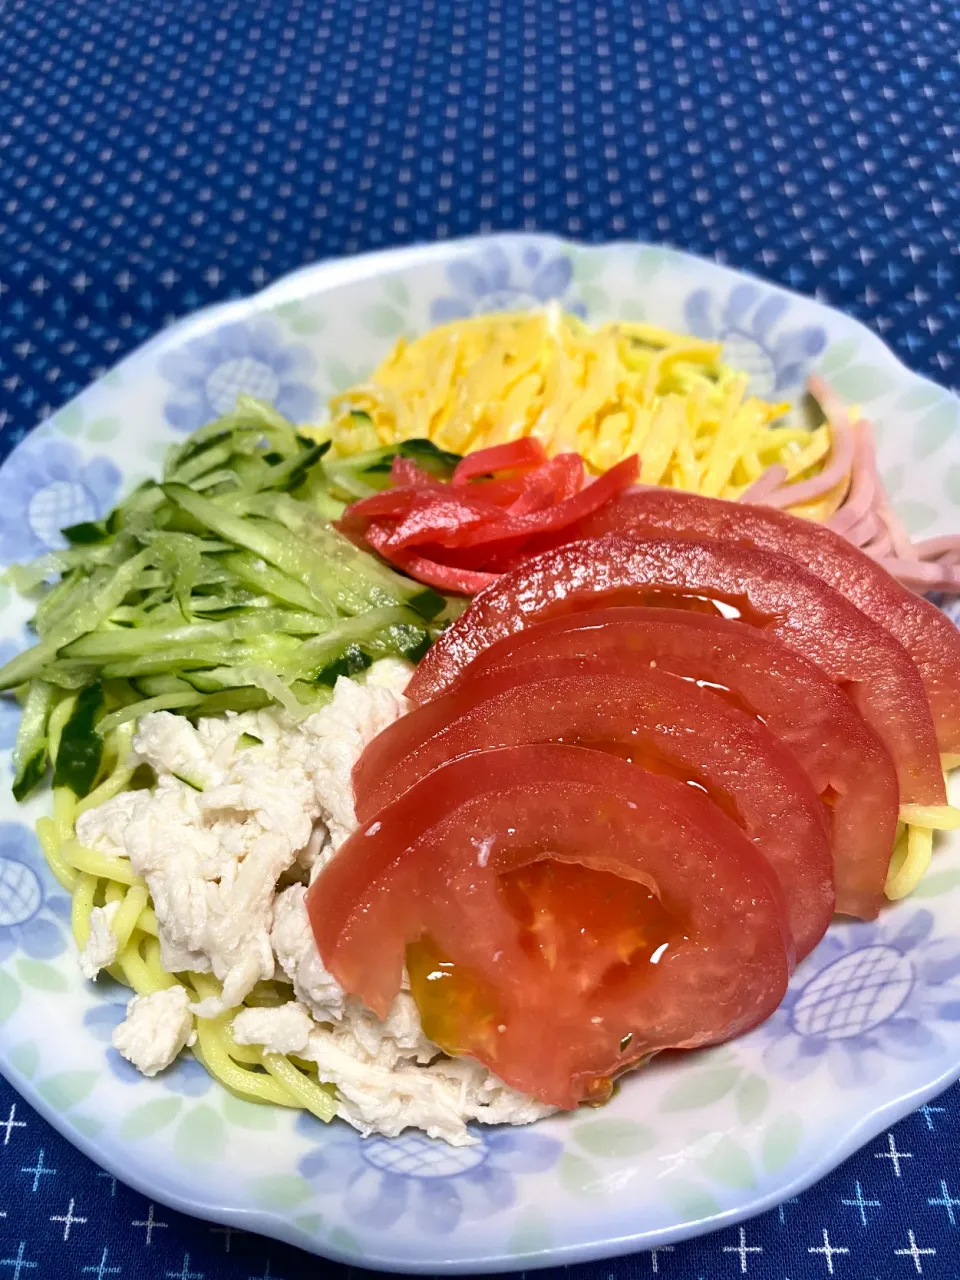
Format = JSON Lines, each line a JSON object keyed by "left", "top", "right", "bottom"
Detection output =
{"left": 76, "top": 667, "right": 410, "bottom": 1016}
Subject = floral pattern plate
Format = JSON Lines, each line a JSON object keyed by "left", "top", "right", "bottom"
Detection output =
{"left": 1, "top": 234, "right": 960, "bottom": 1274}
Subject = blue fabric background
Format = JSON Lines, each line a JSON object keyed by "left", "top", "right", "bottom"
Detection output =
{"left": 2, "top": 0, "right": 960, "bottom": 1275}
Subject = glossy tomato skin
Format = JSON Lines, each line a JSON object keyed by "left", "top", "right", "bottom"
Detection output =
{"left": 407, "top": 533, "right": 944, "bottom": 806}
{"left": 313, "top": 743, "right": 792, "bottom": 1109}
{"left": 355, "top": 668, "right": 833, "bottom": 957}
{"left": 559, "top": 487, "right": 960, "bottom": 754}
{"left": 431, "top": 607, "right": 900, "bottom": 920}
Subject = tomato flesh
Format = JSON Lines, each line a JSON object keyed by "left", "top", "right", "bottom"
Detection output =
{"left": 432, "top": 607, "right": 900, "bottom": 919}
{"left": 407, "top": 861, "right": 677, "bottom": 1073}
{"left": 407, "top": 533, "right": 944, "bottom": 806}
{"left": 355, "top": 669, "right": 832, "bottom": 957}
{"left": 560, "top": 487, "right": 960, "bottom": 754}
{"left": 311, "top": 743, "right": 791, "bottom": 1109}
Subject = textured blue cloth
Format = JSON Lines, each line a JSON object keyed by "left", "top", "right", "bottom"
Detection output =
{"left": 2, "top": 0, "right": 960, "bottom": 1275}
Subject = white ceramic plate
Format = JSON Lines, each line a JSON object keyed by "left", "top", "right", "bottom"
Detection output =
{"left": 1, "top": 234, "right": 960, "bottom": 1274}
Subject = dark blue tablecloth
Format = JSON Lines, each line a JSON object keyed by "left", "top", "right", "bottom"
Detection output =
{"left": 2, "top": 0, "right": 960, "bottom": 1275}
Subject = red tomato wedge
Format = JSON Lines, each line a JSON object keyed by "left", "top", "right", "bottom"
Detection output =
{"left": 311, "top": 743, "right": 792, "bottom": 1109}
{"left": 424, "top": 607, "right": 899, "bottom": 919}
{"left": 557, "top": 486, "right": 960, "bottom": 754}
{"left": 354, "top": 670, "right": 833, "bottom": 957}
{"left": 407, "top": 533, "right": 945, "bottom": 806}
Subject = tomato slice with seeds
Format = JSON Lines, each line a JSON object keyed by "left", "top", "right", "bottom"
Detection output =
{"left": 407, "top": 533, "right": 944, "bottom": 806}
{"left": 558, "top": 486, "right": 960, "bottom": 754}
{"left": 430, "top": 607, "right": 899, "bottom": 919}
{"left": 354, "top": 669, "right": 832, "bottom": 958}
{"left": 311, "top": 743, "right": 791, "bottom": 1109}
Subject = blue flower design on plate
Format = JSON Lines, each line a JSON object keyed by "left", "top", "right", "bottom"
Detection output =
{"left": 0, "top": 822, "right": 70, "bottom": 962}
{"left": 0, "top": 439, "right": 121, "bottom": 566}
{"left": 683, "top": 283, "right": 826, "bottom": 398}
{"left": 160, "top": 318, "right": 320, "bottom": 434}
{"left": 83, "top": 992, "right": 211, "bottom": 1095}
{"left": 431, "top": 243, "right": 585, "bottom": 324}
{"left": 761, "top": 910, "right": 960, "bottom": 1088}
{"left": 297, "top": 1115, "right": 561, "bottom": 1235}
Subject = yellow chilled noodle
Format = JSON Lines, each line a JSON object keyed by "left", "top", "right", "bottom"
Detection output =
{"left": 40, "top": 723, "right": 335, "bottom": 1122}
{"left": 886, "top": 761, "right": 960, "bottom": 900}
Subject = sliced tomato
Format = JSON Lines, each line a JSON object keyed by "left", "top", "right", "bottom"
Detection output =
{"left": 559, "top": 486, "right": 960, "bottom": 754}
{"left": 451, "top": 437, "right": 547, "bottom": 483}
{"left": 312, "top": 743, "right": 792, "bottom": 1109}
{"left": 420, "top": 607, "right": 898, "bottom": 919}
{"left": 407, "top": 533, "right": 945, "bottom": 805}
{"left": 355, "top": 669, "right": 833, "bottom": 956}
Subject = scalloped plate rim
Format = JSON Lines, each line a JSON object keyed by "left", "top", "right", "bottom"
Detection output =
{"left": 0, "top": 232, "right": 958, "bottom": 1274}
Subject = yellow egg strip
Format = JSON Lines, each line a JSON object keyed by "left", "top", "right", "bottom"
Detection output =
{"left": 320, "top": 309, "right": 827, "bottom": 492}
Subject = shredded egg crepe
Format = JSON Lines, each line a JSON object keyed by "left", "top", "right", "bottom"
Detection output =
{"left": 322, "top": 306, "right": 835, "bottom": 502}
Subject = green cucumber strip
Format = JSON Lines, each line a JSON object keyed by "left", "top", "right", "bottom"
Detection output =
{"left": 238, "top": 732, "right": 263, "bottom": 748}
{"left": 63, "top": 609, "right": 327, "bottom": 662}
{"left": 289, "top": 607, "right": 420, "bottom": 680}
{"left": 52, "top": 682, "right": 105, "bottom": 797}
{"left": 42, "top": 666, "right": 98, "bottom": 692}
{"left": 191, "top": 468, "right": 243, "bottom": 493}
{"left": 254, "top": 492, "right": 444, "bottom": 619}
{"left": 222, "top": 551, "right": 335, "bottom": 617}
{"left": 0, "top": 548, "right": 155, "bottom": 692}
{"left": 100, "top": 650, "right": 235, "bottom": 678}
{"left": 325, "top": 438, "right": 462, "bottom": 494}
{"left": 315, "top": 644, "right": 372, "bottom": 685}
{"left": 318, "top": 464, "right": 379, "bottom": 501}
{"left": 181, "top": 667, "right": 266, "bottom": 692}
{"left": 61, "top": 521, "right": 109, "bottom": 546}
{"left": 134, "top": 675, "right": 197, "bottom": 696}
{"left": 173, "top": 771, "right": 205, "bottom": 792}
{"left": 187, "top": 594, "right": 275, "bottom": 615}
{"left": 165, "top": 429, "right": 233, "bottom": 479}
{"left": 100, "top": 677, "right": 141, "bottom": 709}
{"left": 33, "top": 569, "right": 89, "bottom": 638}
{"left": 258, "top": 441, "right": 330, "bottom": 494}
{"left": 398, "top": 437, "right": 462, "bottom": 475}
{"left": 375, "top": 621, "right": 432, "bottom": 664}
{"left": 172, "top": 438, "right": 253, "bottom": 486}
{"left": 185, "top": 687, "right": 273, "bottom": 716}
{"left": 295, "top": 484, "right": 347, "bottom": 523}
{"left": 12, "top": 679, "right": 58, "bottom": 801}
{"left": 6, "top": 554, "right": 73, "bottom": 593}
{"left": 97, "top": 691, "right": 204, "bottom": 735}
{"left": 164, "top": 484, "right": 375, "bottom": 615}
{"left": 147, "top": 531, "right": 204, "bottom": 620}
{"left": 107, "top": 480, "right": 166, "bottom": 533}
{"left": 164, "top": 398, "right": 296, "bottom": 476}
{"left": 100, "top": 636, "right": 301, "bottom": 679}
{"left": 232, "top": 394, "right": 301, "bottom": 436}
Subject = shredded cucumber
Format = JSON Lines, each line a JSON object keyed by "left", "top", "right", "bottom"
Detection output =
{"left": 2, "top": 397, "right": 452, "bottom": 800}
{"left": 12, "top": 680, "right": 58, "bottom": 801}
